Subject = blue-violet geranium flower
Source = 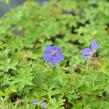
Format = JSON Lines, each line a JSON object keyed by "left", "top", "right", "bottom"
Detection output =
{"left": 82, "top": 40, "right": 98, "bottom": 59}
{"left": 43, "top": 46, "right": 64, "bottom": 67}
{"left": 32, "top": 100, "right": 47, "bottom": 108}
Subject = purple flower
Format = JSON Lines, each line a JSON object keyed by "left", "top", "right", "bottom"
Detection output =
{"left": 32, "top": 100, "right": 38, "bottom": 104}
{"left": 40, "top": 101, "right": 47, "bottom": 108}
{"left": 82, "top": 40, "right": 98, "bottom": 59}
{"left": 43, "top": 46, "right": 64, "bottom": 67}
{"left": 32, "top": 100, "right": 47, "bottom": 108}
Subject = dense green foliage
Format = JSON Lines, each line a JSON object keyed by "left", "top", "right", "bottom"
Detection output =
{"left": 0, "top": 0, "right": 109, "bottom": 109}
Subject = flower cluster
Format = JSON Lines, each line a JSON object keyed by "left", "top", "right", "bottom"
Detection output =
{"left": 43, "top": 40, "right": 99, "bottom": 67}
{"left": 32, "top": 100, "right": 47, "bottom": 108}
{"left": 32, "top": 40, "right": 99, "bottom": 107}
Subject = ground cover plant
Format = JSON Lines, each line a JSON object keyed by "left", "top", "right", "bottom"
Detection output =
{"left": 0, "top": 0, "right": 109, "bottom": 109}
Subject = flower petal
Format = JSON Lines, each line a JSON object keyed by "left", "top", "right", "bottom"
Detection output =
{"left": 57, "top": 52, "right": 64, "bottom": 60}
{"left": 50, "top": 58, "right": 59, "bottom": 67}
{"left": 83, "top": 55, "right": 92, "bottom": 59}
{"left": 82, "top": 48, "right": 92, "bottom": 55}
{"left": 45, "top": 46, "right": 54, "bottom": 52}
{"left": 45, "top": 45, "right": 58, "bottom": 52}
{"left": 91, "top": 40, "right": 98, "bottom": 51}
{"left": 50, "top": 53, "right": 64, "bottom": 66}
{"left": 43, "top": 53, "right": 51, "bottom": 61}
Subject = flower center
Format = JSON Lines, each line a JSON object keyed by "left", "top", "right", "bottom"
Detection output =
{"left": 51, "top": 49, "right": 58, "bottom": 57}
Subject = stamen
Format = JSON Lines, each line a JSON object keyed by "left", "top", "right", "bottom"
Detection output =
{"left": 51, "top": 49, "right": 57, "bottom": 57}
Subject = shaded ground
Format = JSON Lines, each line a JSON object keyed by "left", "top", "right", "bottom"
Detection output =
{"left": 0, "top": 0, "right": 48, "bottom": 17}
